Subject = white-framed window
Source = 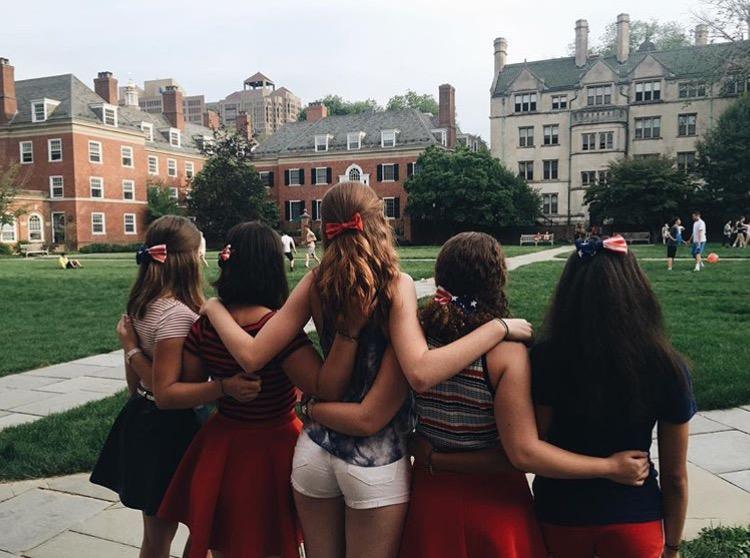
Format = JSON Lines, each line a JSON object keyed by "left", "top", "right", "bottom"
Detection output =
{"left": 678, "top": 113, "right": 697, "bottom": 137}
{"left": 543, "top": 125, "right": 559, "bottom": 146}
{"left": 1, "top": 219, "right": 17, "bottom": 242}
{"left": 169, "top": 187, "right": 179, "bottom": 199}
{"left": 31, "top": 100, "right": 47, "bottom": 122}
{"left": 349, "top": 167, "right": 361, "bottom": 182}
{"left": 48, "top": 138, "right": 63, "bottom": 162}
{"left": 167, "top": 158, "right": 177, "bottom": 177}
{"left": 381, "top": 163, "right": 396, "bottom": 182}
{"left": 88, "top": 141, "right": 102, "bottom": 163}
{"left": 19, "top": 141, "right": 33, "bottom": 164}
{"left": 49, "top": 176, "right": 64, "bottom": 198}
{"left": 122, "top": 180, "right": 135, "bottom": 200}
{"left": 285, "top": 200, "right": 304, "bottom": 222}
{"left": 518, "top": 161, "right": 533, "bottom": 180}
{"left": 519, "top": 126, "right": 534, "bottom": 147}
{"left": 581, "top": 170, "right": 597, "bottom": 186}
{"left": 597, "top": 170, "right": 611, "bottom": 185}
{"left": 381, "top": 130, "right": 397, "bottom": 148}
{"left": 383, "top": 197, "right": 400, "bottom": 219}
{"left": 103, "top": 105, "right": 118, "bottom": 126}
{"left": 27, "top": 213, "right": 43, "bottom": 241}
{"left": 169, "top": 128, "right": 181, "bottom": 147}
{"left": 288, "top": 168, "right": 302, "bottom": 186}
{"left": 543, "top": 159, "right": 559, "bottom": 180}
{"left": 90, "top": 177, "right": 104, "bottom": 198}
{"left": 587, "top": 85, "right": 612, "bottom": 106}
{"left": 123, "top": 213, "right": 137, "bottom": 235}
{"left": 314, "top": 134, "right": 329, "bottom": 152}
{"left": 542, "top": 193, "right": 559, "bottom": 215}
{"left": 634, "top": 116, "right": 661, "bottom": 139}
{"left": 347, "top": 132, "right": 362, "bottom": 150}
{"left": 141, "top": 122, "right": 154, "bottom": 142}
{"left": 121, "top": 146, "right": 133, "bottom": 167}
{"left": 551, "top": 95, "right": 567, "bottom": 110}
{"left": 314, "top": 167, "right": 328, "bottom": 185}
{"left": 148, "top": 155, "right": 159, "bottom": 175}
{"left": 635, "top": 80, "right": 661, "bottom": 102}
{"left": 582, "top": 132, "right": 596, "bottom": 151}
{"left": 91, "top": 212, "right": 106, "bottom": 235}
{"left": 514, "top": 93, "right": 537, "bottom": 113}
{"left": 312, "top": 199, "right": 323, "bottom": 221}
{"left": 599, "top": 131, "right": 614, "bottom": 149}
{"left": 432, "top": 129, "right": 448, "bottom": 146}
{"left": 679, "top": 82, "right": 707, "bottom": 98}
{"left": 185, "top": 161, "right": 194, "bottom": 179}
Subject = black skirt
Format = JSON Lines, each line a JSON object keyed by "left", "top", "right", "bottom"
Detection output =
{"left": 90, "top": 393, "right": 200, "bottom": 516}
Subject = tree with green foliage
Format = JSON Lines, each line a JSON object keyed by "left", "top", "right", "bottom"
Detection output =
{"left": 0, "top": 164, "right": 27, "bottom": 228}
{"left": 146, "top": 180, "right": 185, "bottom": 224}
{"left": 188, "top": 129, "right": 278, "bottom": 241}
{"left": 404, "top": 146, "right": 541, "bottom": 234}
{"left": 298, "top": 95, "right": 381, "bottom": 120}
{"left": 386, "top": 90, "right": 439, "bottom": 114}
{"left": 585, "top": 156, "right": 697, "bottom": 234}
{"left": 576, "top": 19, "right": 691, "bottom": 57}
{"left": 696, "top": 93, "right": 750, "bottom": 219}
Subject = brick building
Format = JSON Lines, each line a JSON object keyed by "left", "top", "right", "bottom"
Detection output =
{"left": 253, "top": 84, "right": 482, "bottom": 241}
{"left": 0, "top": 59, "right": 212, "bottom": 249}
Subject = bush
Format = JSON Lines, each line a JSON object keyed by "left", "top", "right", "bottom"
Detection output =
{"left": 0, "top": 243, "right": 14, "bottom": 256}
{"left": 78, "top": 243, "right": 141, "bottom": 254}
{"left": 682, "top": 525, "right": 750, "bottom": 558}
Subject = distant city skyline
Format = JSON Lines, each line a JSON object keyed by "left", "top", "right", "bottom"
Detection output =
{"left": 4, "top": 0, "right": 706, "bottom": 140}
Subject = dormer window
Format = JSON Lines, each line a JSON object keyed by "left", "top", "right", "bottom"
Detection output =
{"left": 381, "top": 130, "right": 397, "bottom": 148}
{"left": 169, "top": 128, "right": 181, "bottom": 147}
{"left": 514, "top": 93, "right": 537, "bottom": 113}
{"left": 635, "top": 80, "right": 661, "bottom": 102}
{"left": 141, "top": 122, "right": 154, "bottom": 142}
{"left": 30, "top": 98, "right": 60, "bottom": 123}
{"left": 103, "top": 105, "right": 118, "bottom": 126}
{"left": 347, "top": 132, "right": 363, "bottom": 150}
{"left": 315, "top": 134, "right": 330, "bottom": 152}
{"left": 431, "top": 129, "right": 448, "bottom": 146}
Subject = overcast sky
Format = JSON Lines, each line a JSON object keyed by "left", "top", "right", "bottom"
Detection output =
{"left": 4, "top": 0, "right": 704, "bottom": 139}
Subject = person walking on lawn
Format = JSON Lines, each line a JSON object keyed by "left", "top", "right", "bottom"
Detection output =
{"left": 687, "top": 211, "right": 707, "bottom": 272}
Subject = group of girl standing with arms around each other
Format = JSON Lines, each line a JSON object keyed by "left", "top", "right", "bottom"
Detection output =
{"left": 94, "top": 181, "right": 694, "bottom": 558}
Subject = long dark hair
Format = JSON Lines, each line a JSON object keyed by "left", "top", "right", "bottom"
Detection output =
{"left": 213, "top": 221, "right": 289, "bottom": 309}
{"left": 420, "top": 232, "right": 510, "bottom": 343}
{"left": 538, "top": 244, "right": 686, "bottom": 421}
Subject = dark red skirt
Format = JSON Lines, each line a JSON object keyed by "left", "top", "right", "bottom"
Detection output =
{"left": 399, "top": 467, "right": 548, "bottom": 558}
{"left": 158, "top": 411, "right": 302, "bottom": 558}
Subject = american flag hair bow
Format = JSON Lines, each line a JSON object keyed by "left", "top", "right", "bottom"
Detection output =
{"left": 325, "top": 212, "right": 364, "bottom": 240}
{"left": 434, "top": 286, "right": 455, "bottom": 305}
{"left": 219, "top": 244, "right": 232, "bottom": 263}
{"left": 434, "top": 286, "right": 479, "bottom": 314}
{"left": 575, "top": 235, "right": 628, "bottom": 261}
{"left": 136, "top": 244, "right": 168, "bottom": 265}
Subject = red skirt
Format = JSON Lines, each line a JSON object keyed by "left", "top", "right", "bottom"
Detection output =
{"left": 399, "top": 467, "right": 547, "bottom": 558}
{"left": 158, "top": 411, "right": 302, "bottom": 558}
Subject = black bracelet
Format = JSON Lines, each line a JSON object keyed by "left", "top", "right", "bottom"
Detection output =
{"left": 336, "top": 330, "right": 360, "bottom": 342}
{"left": 665, "top": 543, "right": 680, "bottom": 552}
{"left": 495, "top": 318, "right": 510, "bottom": 338}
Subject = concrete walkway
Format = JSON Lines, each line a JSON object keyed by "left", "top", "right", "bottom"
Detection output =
{"left": 1, "top": 244, "right": 749, "bottom": 556}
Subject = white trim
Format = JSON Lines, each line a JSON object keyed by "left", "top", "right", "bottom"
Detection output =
{"left": 102, "top": 105, "right": 118, "bottom": 127}
{"left": 48, "top": 138, "right": 63, "bottom": 162}
{"left": 314, "top": 134, "right": 329, "bottom": 152}
{"left": 31, "top": 100, "right": 47, "bottom": 123}
{"left": 122, "top": 179, "right": 135, "bottom": 201}
{"left": 381, "top": 129, "right": 397, "bottom": 148}
{"left": 91, "top": 212, "right": 106, "bottom": 235}
{"left": 185, "top": 161, "right": 195, "bottom": 179}
{"left": 314, "top": 167, "right": 328, "bottom": 185}
{"left": 141, "top": 122, "right": 154, "bottom": 142}
{"left": 88, "top": 140, "right": 103, "bottom": 164}
{"left": 381, "top": 163, "right": 396, "bottom": 182}
{"left": 89, "top": 176, "right": 104, "bottom": 199}
{"left": 286, "top": 199, "right": 304, "bottom": 222}
{"left": 19, "top": 141, "right": 33, "bottom": 164}
{"left": 312, "top": 198, "right": 323, "bottom": 221}
{"left": 168, "top": 187, "right": 179, "bottom": 199}
{"left": 167, "top": 158, "right": 177, "bottom": 177}
{"left": 46, "top": 196, "right": 147, "bottom": 205}
{"left": 383, "top": 196, "right": 397, "bottom": 219}
{"left": 288, "top": 168, "right": 302, "bottom": 186}
{"left": 169, "top": 128, "right": 181, "bottom": 147}
{"left": 123, "top": 213, "right": 137, "bottom": 235}
{"left": 340, "top": 164, "right": 369, "bottom": 186}
{"left": 0, "top": 218, "right": 17, "bottom": 243}
{"left": 27, "top": 212, "right": 44, "bottom": 242}
{"left": 51, "top": 212, "right": 65, "bottom": 244}
{"left": 120, "top": 145, "right": 134, "bottom": 168}
{"left": 147, "top": 155, "right": 159, "bottom": 175}
{"left": 49, "top": 175, "right": 64, "bottom": 198}
{"left": 431, "top": 128, "right": 447, "bottom": 147}
{"left": 347, "top": 132, "right": 363, "bottom": 150}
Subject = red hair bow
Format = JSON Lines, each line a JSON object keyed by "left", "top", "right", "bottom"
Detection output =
{"left": 219, "top": 244, "right": 232, "bottom": 262}
{"left": 146, "top": 244, "right": 168, "bottom": 263}
{"left": 602, "top": 235, "right": 628, "bottom": 254}
{"left": 325, "top": 212, "right": 364, "bottom": 240}
{"left": 434, "top": 287, "right": 454, "bottom": 305}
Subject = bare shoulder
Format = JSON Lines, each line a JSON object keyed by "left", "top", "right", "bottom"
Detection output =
{"left": 486, "top": 341, "right": 531, "bottom": 376}
{"left": 391, "top": 273, "right": 415, "bottom": 303}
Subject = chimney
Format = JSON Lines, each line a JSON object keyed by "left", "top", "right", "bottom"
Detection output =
{"left": 0, "top": 58, "right": 17, "bottom": 124}
{"left": 162, "top": 85, "right": 184, "bottom": 131}
{"left": 694, "top": 24, "right": 709, "bottom": 46}
{"left": 616, "top": 14, "right": 631, "bottom": 63}
{"left": 306, "top": 102, "right": 328, "bottom": 122}
{"left": 494, "top": 37, "right": 508, "bottom": 75}
{"left": 94, "top": 71, "right": 118, "bottom": 104}
{"left": 438, "top": 83, "right": 456, "bottom": 149}
{"left": 203, "top": 109, "right": 220, "bottom": 130}
{"left": 236, "top": 111, "right": 253, "bottom": 141}
{"left": 575, "top": 19, "right": 589, "bottom": 67}
{"left": 123, "top": 82, "right": 139, "bottom": 107}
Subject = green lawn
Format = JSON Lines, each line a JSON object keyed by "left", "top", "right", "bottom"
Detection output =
{"left": 556, "top": 242, "right": 750, "bottom": 260}
{"left": 396, "top": 244, "right": 549, "bottom": 260}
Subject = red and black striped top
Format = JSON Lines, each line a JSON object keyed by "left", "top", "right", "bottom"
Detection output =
{"left": 184, "top": 311, "right": 312, "bottom": 422}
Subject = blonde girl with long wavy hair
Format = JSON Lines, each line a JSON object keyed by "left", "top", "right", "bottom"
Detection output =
{"left": 201, "top": 182, "right": 533, "bottom": 558}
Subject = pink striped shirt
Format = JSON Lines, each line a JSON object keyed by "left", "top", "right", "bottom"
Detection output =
{"left": 132, "top": 298, "right": 198, "bottom": 359}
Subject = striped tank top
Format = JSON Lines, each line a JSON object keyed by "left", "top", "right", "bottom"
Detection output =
{"left": 415, "top": 339, "right": 499, "bottom": 452}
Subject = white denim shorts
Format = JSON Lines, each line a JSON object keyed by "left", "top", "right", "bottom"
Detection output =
{"left": 291, "top": 430, "right": 411, "bottom": 510}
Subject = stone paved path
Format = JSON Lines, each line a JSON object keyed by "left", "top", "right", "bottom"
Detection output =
{"left": 1, "top": 244, "right": 749, "bottom": 556}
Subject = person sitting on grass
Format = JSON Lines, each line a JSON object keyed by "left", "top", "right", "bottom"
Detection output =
{"left": 58, "top": 253, "right": 83, "bottom": 269}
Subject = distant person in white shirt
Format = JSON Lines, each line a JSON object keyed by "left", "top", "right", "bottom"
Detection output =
{"left": 198, "top": 232, "right": 208, "bottom": 267}
{"left": 687, "top": 211, "right": 707, "bottom": 272}
{"left": 280, "top": 233, "right": 296, "bottom": 271}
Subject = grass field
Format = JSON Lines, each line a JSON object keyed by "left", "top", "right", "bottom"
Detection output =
{"left": 556, "top": 242, "right": 750, "bottom": 260}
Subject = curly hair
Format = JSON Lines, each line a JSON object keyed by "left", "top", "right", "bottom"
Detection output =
{"left": 314, "top": 182, "right": 400, "bottom": 333}
{"left": 420, "top": 232, "right": 510, "bottom": 343}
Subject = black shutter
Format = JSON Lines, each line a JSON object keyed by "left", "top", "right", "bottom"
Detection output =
{"left": 377, "top": 164, "right": 383, "bottom": 182}
{"left": 394, "top": 164, "right": 400, "bottom": 181}
{"left": 407, "top": 162, "right": 414, "bottom": 177}
{"left": 284, "top": 202, "right": 290, "bottom": 221}
{"left": 394, "top": 197, "right": 401, "bottom": 219}
{"left": 326, "top": 167, "right": 332, "bottom": 184}
{"left": 268, "top": 171, "right": 274, "bottom": 187}
{"left": 299, "top": 169, "right": 305, "bottom": 185}
{"left": 284, "top": 170, "right": 290, "bottom": 186}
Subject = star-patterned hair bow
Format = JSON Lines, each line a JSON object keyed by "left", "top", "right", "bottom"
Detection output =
{"left": 574, "top": 235, "right": 628, "bottom": 261}
{"left": 136, "top": 244, "right": 168, "bottom": 265}
{"left": 434, "top": 286, "right": 479, "bottom": 314}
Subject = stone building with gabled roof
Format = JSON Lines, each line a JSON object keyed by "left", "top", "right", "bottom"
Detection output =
{"left": 490, "top": 14, "right": 749, "bottom": 226}
{"left": 0, "top": 59, "right": 212, "bottom": 249}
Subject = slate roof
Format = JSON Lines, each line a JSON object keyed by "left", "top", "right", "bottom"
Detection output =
{"left": 493, "top": 41, "right": 747, "bottom": 97}
{"left": 10, "top": 74, "right": 212, "bottom": 153}
{"left": 244, "top": 72, "right": 273, "bottom": 84}
{"left": 253, "top": 108, "right": 441, "bottom": 157}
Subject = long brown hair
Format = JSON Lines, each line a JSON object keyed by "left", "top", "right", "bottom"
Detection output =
{"left": 126, "top": 215, "right": 204, "bottom": 319}
{"left": 420, "top": 232, "right": 510, "bottom": 343}
{"left": 538, "top": 245, "right": 687, "bottom": 421}
{"left": 315, "top": 182, "right": 400, "bottom": 332}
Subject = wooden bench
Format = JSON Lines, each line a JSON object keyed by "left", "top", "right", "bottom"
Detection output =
{"left": 520, "top": 233, "right": 555, "bottom": 246}
{"left": 620, "top": 232, "right": 650, "bottom": 244}
{"left": 19, "top": 242, "right": 49, "bottom": 257}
